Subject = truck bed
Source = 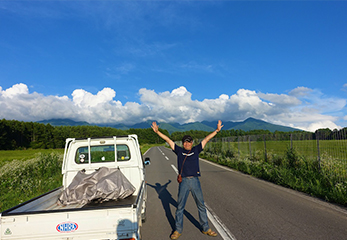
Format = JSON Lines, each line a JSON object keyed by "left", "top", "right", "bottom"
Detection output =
{"left": 2, "top": 186, "right": 139, "bottom": 216}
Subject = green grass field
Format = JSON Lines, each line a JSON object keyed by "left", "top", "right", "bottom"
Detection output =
{"left": 221, "top": 139, "right": 347, "bottom": 162}
{"left": 0, "top": 149, "right": 65, "bottom": 168}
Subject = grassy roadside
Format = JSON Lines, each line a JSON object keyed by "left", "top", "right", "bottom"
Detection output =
{"left": 0, "top": 150, "right": 64, "bottom": 212}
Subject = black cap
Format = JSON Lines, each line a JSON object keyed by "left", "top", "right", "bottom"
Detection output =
{"left": 182, "top": 135, "right": 193, "bottom": 143}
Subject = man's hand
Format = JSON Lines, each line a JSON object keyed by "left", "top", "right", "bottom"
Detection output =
{"left": 151, "top": 121, "right": 159, "bottom": 133}
{"left": 216, "top": 120, "right": 224, "bottom": 132}
{"left": 201, "top": 120, "right": 224, "bottom": 148}
{"left": 151, "top": 121, "right": 175, "bottom": 150}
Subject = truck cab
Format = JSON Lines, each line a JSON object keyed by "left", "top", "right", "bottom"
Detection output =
{"left": 62, "top": 135, "right": 146, "bottom": 196}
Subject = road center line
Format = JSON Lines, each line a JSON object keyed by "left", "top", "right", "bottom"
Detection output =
{"left": 170, "top": 164, "right": 236, "bottom": 240}
{"left": 171, "top": 164, "right": 178, "bottom": 174}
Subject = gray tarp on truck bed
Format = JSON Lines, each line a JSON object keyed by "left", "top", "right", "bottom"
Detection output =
{"left": 58, "top": 167, "right": 135, "bottom": 205}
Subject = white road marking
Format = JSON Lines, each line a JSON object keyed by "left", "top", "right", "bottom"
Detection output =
{"left": 205, "top": 203, "right": 237, "bottom": 240}
{"left": 159, "top": 147, "right": 170, "bottom": 161}
{"left": 171, "top": 164, "right": 178, "bottom": 174}
{"left": 170, "top": 163, "right": 236, "bottom": 240}
{"left": 148, "top": 147, "right": 171, "bottom": 167}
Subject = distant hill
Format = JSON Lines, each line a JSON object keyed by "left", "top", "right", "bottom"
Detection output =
{"left": 231, "top": 117, "right": 298, "bottom": 132}
{"left": 38, "top": 119, "right": 90, "bottom": 126}
{"left": 38, "top": 117, "right": 301, "bottom": 133}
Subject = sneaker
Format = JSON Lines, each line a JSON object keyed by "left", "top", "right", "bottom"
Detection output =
{"left": 170, "top": 231, "right": 182, "bottom": 239}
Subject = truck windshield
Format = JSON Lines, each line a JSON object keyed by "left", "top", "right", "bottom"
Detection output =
{"left": 75, "top": 144, "right": 130, "bottom": 164}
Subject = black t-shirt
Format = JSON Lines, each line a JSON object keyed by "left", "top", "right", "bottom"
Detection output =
{"left": 174, "top": 143, "right": 203, "bottom": 177}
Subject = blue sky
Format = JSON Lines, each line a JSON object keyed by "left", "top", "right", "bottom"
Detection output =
{"left": 1, "top": 1, "right": 347, "bottom": 132}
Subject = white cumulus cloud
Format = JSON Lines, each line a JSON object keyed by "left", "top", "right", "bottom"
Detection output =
{"left": 1, "top": 83, "right": 346, "bottom": 131}
{"left": 1, "top": 83, "right": 29, "bottom": 98}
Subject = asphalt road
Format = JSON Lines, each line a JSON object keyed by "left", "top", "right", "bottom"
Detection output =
{"left": 141, "top": 146, "right": 347, "bottom": 240}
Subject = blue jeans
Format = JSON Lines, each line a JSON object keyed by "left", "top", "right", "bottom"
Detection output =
{"left": 175, "top": 177, "right": 209, "bottom": 233}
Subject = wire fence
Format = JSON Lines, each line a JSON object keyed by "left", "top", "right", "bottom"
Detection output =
{"left": 202, "top": 131, "right": 347, "bottom": 182}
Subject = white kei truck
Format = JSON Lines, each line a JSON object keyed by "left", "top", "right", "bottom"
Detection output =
{"left": 0, "top": 135, "right": 150, "bottom": 240}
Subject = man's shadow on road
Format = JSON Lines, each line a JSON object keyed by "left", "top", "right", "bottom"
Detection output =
{"left": 147, "top": 180, "right": 201, "bottom": 232}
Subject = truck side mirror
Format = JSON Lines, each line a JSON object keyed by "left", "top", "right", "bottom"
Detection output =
{"left": 144, "top": 157, "right": 151, "bottom": 166}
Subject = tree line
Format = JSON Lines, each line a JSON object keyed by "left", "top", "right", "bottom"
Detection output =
{"left": 1, "top": 119, "right": 345, "bottom": 150}
{"left": 0, "top": 119, "right": 168, "bottom": 150}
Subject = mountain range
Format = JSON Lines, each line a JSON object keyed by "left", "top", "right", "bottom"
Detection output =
{"left": 38, "top": 117, "right": 302, "bottom": 133}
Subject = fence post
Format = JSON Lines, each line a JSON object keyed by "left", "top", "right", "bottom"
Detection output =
{"left": 290, "top": 133, "right": 293, "bottom": 149}
{"left": 238, "top": 136, "right": 240, "bottom": 157}
{"left": 316, "top": 131, "right": 321, "bottom": 169}
{"left": 263, "top": 134, "right": 267, "bottom": 161}
{"left": 249, "top": 136, "right": 252, "bottom": 157}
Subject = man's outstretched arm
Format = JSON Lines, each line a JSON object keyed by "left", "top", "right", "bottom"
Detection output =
{"left": 201, "top": 120, "right": 223, "bottom": 149}
{"left": 151, "top": 121, "right": 175, "bottom": 150}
